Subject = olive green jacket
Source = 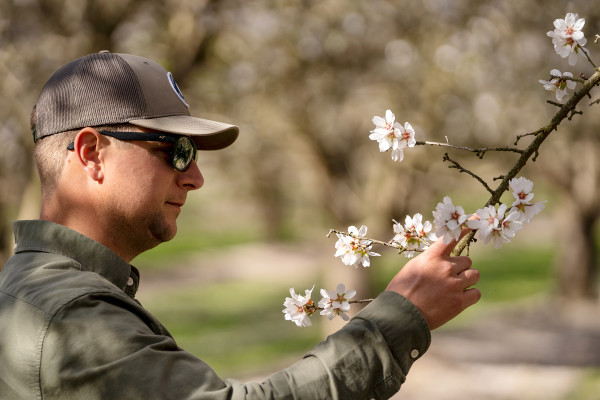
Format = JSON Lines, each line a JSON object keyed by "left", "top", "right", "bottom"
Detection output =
{"left": 0, "top": 220, "right": 430, "bottom": 399}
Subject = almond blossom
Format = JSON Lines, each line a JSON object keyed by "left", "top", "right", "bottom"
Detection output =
{"left": 432, "top": 196, "right": 471, "bottom": 244}
{"left": 318, "top": 284, "right": 356, "bottom": 321}
{"left": 468, "top": 204, "right": 523, "bottom": 249}
{"left": 369, "top": 109, "right": 416, "bottom": 162}
{"left": 283, "top": 286, "right": 317, "bottom": 327}
{"left": 392, "top": 213, "right": 437, "bottom": 257}
{"left": 509, "top": 177, "right": 546, "bottom": 223}
{"left": 546, "top": 13, "right": 587, "bottom": 65}
{"left": 539, "top": 69, "right": 576, "bottom": 102}
{"left": 334, "top": 225, "right": 380, "bottom": 268}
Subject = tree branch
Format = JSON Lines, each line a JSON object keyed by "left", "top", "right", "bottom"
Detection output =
{"left": 452, "top": 68, "right": 600, "bottom": 255}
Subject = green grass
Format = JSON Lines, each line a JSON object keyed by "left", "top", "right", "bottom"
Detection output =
{"left": 470, "top": 245, "right": 555, "bottom": 303}
{"left": 564, "top": 368, "right": 600, "bottom": 400}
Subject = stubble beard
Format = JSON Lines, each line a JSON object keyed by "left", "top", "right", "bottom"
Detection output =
{"left": 147, "top": 211, "right": 177, "bottom": 245}
{"left": 112, "top": 210, "right": 177, "bottom": 258}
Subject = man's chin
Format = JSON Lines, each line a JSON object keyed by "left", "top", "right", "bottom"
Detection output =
{"left": 149, "top": 220, "right": 178, "bottom": 245}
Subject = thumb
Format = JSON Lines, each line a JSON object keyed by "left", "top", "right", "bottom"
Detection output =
{"left": 428, "top": 228, "right": 472, "bottom": 258}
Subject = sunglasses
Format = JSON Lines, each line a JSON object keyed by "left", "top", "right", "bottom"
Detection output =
{"left": 67, "top": 131, "right": 198, "bottom": 172}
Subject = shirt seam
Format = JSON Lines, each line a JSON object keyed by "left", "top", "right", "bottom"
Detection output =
{"left": 15, "top": 247, "right": 83, "bottom": 271}
{"left": 0, "top": 288, "right": 46, "bottom": 312}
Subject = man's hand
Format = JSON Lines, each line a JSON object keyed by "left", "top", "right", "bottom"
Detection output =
{"left": 386, "top": 230, "right": 481, "bottom": 330}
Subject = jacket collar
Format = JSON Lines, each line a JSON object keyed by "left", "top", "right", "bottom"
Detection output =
{"left": 12, "top": 220, "right": 140, "bottom": 297}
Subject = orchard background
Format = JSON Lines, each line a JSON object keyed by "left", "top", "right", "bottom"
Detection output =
{"left": 1, "top": 1, "right": 598, "bottom": 398}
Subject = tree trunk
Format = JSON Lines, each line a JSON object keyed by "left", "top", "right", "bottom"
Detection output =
{"left": 556, "top": 199, "right": 598, "bottom": 299}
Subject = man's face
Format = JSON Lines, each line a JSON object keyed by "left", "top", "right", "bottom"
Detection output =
{"left": 99, "top": 133, "right": 204, "bottom": 255}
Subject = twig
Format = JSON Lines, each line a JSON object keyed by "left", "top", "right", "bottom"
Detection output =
{"left": 327, "top": 229, "right": 397, "bottom": 249}
{"left": 348, "top": 299, "right": 374, "bottom": 304}
{"left": 326, "top": 229, "right": 426, "bottom": 254}
{"left": 578, "top": 44, "right": 598, "bottom": 69}
{"left": 514, "top": 129, "right": 543, "bottom": 144}
{"left": 547, "top": 100, "right": 564, "bottom": 108}
{"left": 416, "top": 140, "right": 524, "bottom": 158}
{"left": 567, "top": 109, "right": 583, "bottom": 120}
{"left": 443, "top": 153, "right": 495, "bottom": 194}
{"left": 311, "top": 298, "right": 375, "bottom": 312}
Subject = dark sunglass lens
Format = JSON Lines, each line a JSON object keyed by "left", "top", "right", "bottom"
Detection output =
{"left": 172, "top": 137, "right": 196, "bottom": 171}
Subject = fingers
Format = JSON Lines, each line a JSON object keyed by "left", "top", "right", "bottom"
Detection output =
{"left": 450, "top": 256, "right": 472, "bottom": 275}
{"left": 458, "top": 268, "right": 480, "bottom": 289}
{"left": 388, "top": 254, "right": 481, "bottom": 330}
{"left": 462, "top": 287, "right": 482, "bottom": 308}
{"left": 428, "top": 228, "right": 472, "bottom": 258}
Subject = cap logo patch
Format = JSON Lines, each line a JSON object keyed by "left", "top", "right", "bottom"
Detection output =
{"left": 167, "top": 72, "right": 189, "bottom": 108}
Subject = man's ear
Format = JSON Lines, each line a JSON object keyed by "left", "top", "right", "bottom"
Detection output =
{"left": 72, "top": 128, "right": 105, "bottom": 183}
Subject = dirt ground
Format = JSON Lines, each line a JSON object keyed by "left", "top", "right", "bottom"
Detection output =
{"left": 139, "top": 242, "right": 600, "bottom": 400}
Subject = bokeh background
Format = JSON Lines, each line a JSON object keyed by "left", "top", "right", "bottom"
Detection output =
{"left": 1, "top": 0, "right": 599, "bottom": 398}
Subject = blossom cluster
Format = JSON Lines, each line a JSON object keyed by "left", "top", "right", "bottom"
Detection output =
{"left": 391, "top": 214, "right": 436, "bottom": 257}
{"left": 432, "top": 176, "right": 545, "bottom": 249}
{"left": 369, "top": 109, "right": 416, "bottom": 161}
{"left": 546, "top": 12, "right": 587, "bottom": 66}
{"left": 282, "top": 284, "right": 356, "bottom": 327}
{"left": 431, "top": 177, "right": 545, "bottom": 249}
{"left": 333, "top": 225, "right": 380, "bottom": 268}
{"left": 539, "top": 69, "right": 576, "bottom": 102}
{"left": 333, "top": 176, "right": 545, "bottom": 268}
{"left": 540, "top": 13, "right": 588, "bottom": 102}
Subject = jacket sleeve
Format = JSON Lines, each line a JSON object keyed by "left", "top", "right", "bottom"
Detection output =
{"left": 40, "top": 291, "right": 430, "bottom": 400}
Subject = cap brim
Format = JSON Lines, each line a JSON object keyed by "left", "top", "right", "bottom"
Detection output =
{"left": 129, "top": 115, "right": 239, "bottom": 150}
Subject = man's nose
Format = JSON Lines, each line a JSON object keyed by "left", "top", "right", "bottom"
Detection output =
{"left": 178, "top": 161, "right": 204, "bottom": 190}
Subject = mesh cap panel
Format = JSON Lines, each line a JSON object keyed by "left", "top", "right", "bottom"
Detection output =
{"left": 35, "top": 53, "right": 147, "bottom": 139}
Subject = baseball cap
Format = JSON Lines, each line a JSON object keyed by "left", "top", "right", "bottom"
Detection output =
{"left": 33, "top": 51, "right": 238, "bottom": 150}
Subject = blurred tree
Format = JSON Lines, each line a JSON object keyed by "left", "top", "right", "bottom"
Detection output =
{"left": 544, "top": 126, "right": 600, "bottom": 299}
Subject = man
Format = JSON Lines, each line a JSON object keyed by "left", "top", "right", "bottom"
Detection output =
{"left": 0, "top": 51, "right": 480, "bottom": 399}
